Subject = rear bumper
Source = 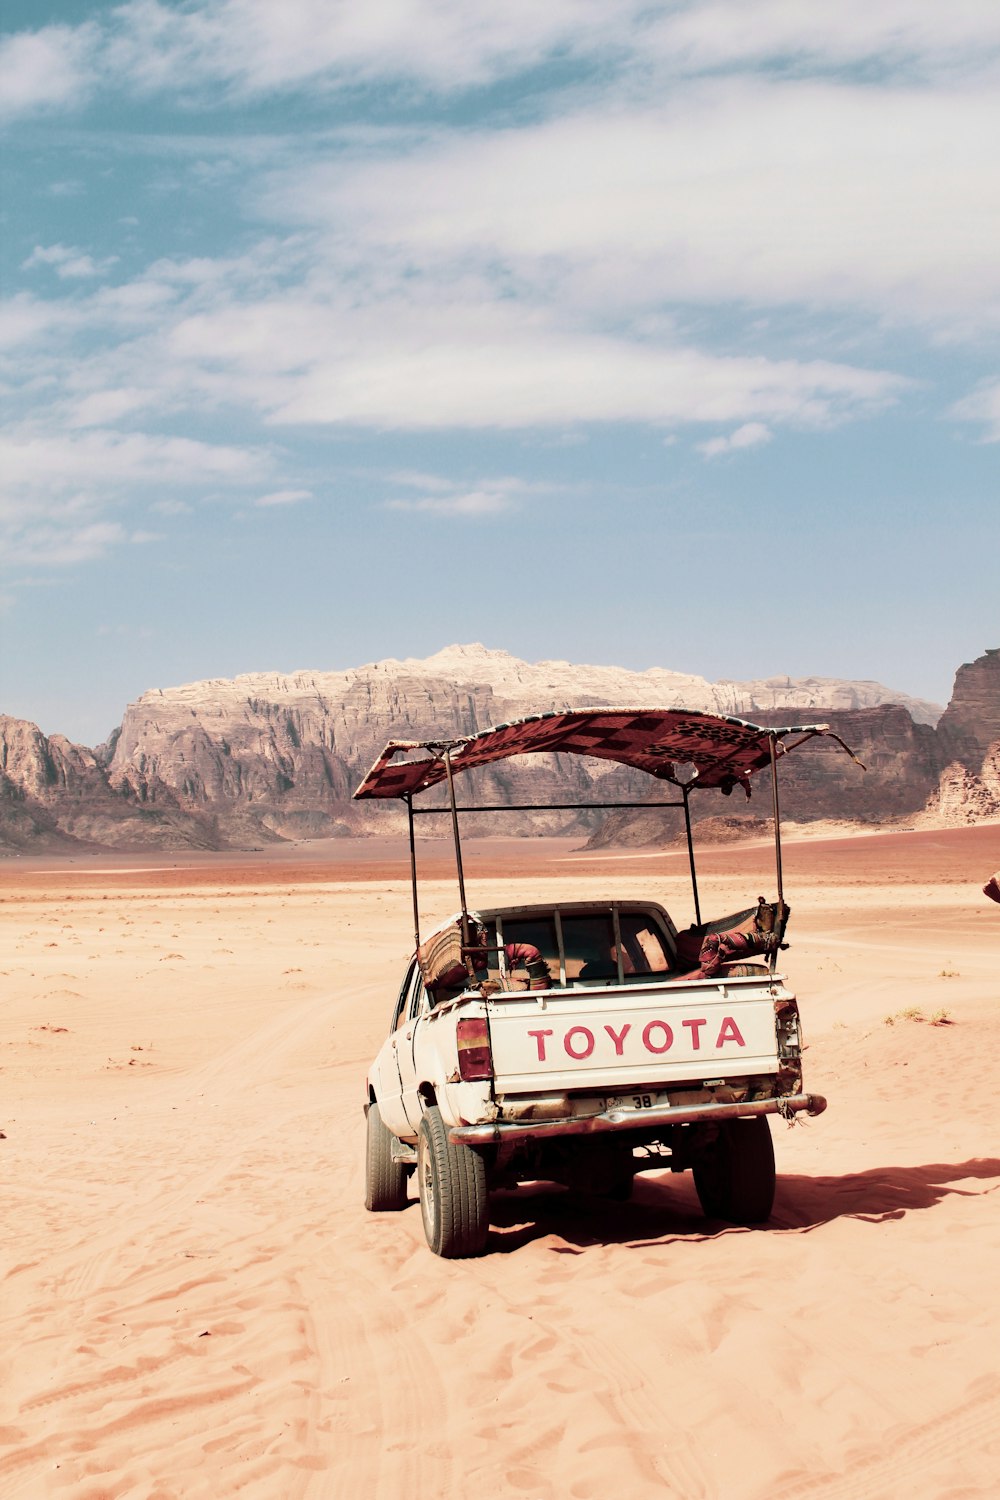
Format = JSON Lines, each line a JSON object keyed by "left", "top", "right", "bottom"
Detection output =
{"left": 447, "top": 1091, "right": 827, "bottom": 1147}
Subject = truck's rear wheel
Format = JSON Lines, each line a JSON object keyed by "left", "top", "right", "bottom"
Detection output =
{"left": 602, "top": 1141, "right": 637, "bottom": 1201}
{"left": 693, "top": 1116, "right": 775, "bottom": 1224}
{"left": 364, "top": 1101, "right": 409, "bottom": 1212}
{"left": 417, "top": 1105, "right": 489, "bottom": 1258}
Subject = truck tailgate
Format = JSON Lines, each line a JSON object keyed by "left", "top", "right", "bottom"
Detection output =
{"left": 486, "top": 982, "right": 779, "bottom": 1092}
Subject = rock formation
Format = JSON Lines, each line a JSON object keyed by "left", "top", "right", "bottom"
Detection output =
{"left": 587, "top": 702, "right": 945, "bottom": 847}
{"left": 0, "top": 715, "right": 217, "bottom": 851}
{"left": 919, "top": 742, "right": 1000, "bottom": 827}
{"left": 934, "top": 648, "right": 1000, "bottom": 769}
{"left": 1, "top": 644, "right": 997, "bottom": 853}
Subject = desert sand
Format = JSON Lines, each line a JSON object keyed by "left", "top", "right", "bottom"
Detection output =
{"left": 2, "top": 826, "right": 998, "bottom": 1499}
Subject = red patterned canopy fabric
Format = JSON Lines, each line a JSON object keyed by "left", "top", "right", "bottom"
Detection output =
{"left": 353, "top": 708, "right": 853, "bottom": 801}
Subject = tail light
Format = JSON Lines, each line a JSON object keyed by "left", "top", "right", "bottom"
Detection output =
{"left": 456, "top": 1016, "right": 493, "bottom": 1081}
{"left": 774, "top": 996, "right": 802, "bottom": 1055}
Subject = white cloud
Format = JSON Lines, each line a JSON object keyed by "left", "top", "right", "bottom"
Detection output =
{"left": 277, "top": 81, "right": 1000, "bottom": 329}
{"left": 0, "top": 428, "right": 269, "bottom": 497}
{"left": 3, "top": 241, "right": 908, "bottom": 442}
{"left": 150, "top": 498, "right": 194, "bottom": 516}
{"left": 382, "top": 473, "right": 553, "bottom": 517}
{"left": 385, "top": 490, "right": 512, "bottom": 517}
{"left": 4, "top": 1, "right": 997, "bottom": 124}
{"left": 0, "top": 24, "right": 97, "bottom": 119}
{"left": 255, "top": 488, "right": 312, "bottom": 507}
{"left": 260, "top": 310, "right": 905, "bottom": 431}
{"left": 22, "top": 245, "right": 77, "bottom": 270}
{"left": 4, "top": 521, "right": 128, "bottom": 569}
{"left": 102, "top": 0, "right": 638, "bottom": 96}
{"left": 22, "top": 244, "right": 118, "bottom": 280}
{"left": 67, "top": 389, "right": 154, "bottom": 428}
{"left": 4, "top": 4, "right": 994, "bottom": 539}
{"left": 57, "top": 254, "right": 115, "bottom": 281}
{"left": 0, "top": 428, "right": 275, "bottom": 575}
{"left": 88, "top": 279, "right": 182, "bottom": 325}
{"left": 949, "top": 380, "right": 1000, "bottom": 442}
{"left": 644, "top": 1, "right": 1000, "bottom": 80}
{"left": 698, "top": 422, "right": 773, "bottom": 459}
{"left": 386, "top": 470, "right": 461, "bottom": 495}
{"left": 0, "top": 293, "right": 85, "bottom": 351}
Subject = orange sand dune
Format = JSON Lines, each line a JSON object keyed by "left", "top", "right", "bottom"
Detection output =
{"left": 1, "top": 827, "right": 998, "bottom": 1498}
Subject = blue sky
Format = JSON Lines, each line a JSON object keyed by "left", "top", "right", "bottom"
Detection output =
{"left": 1, "top": 1, "right": 998, "bottom": 746}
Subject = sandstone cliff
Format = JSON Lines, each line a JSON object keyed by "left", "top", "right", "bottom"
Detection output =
{"left": 2, "top": 644, "right": 996, "bottom": 853}
{"left": 934, "top": 648, "right": 1000, "bottom": 769}
{"left": 917, "top": 742, "right": 1000, "bottom": 827}
{"left": 905, "top": 649, "right": 1000, "bottom": 827}
{"left": 586, "top": 705, "right": 943, "bottom": 848}
{"left": 98, "top": 645, "right": 946, "bottom": 844}
{"left": 0, "top": 715, "right": 218, "bottom": 851}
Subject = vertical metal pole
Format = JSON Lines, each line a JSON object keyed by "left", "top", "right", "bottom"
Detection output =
{"left": 769, "top": 734, "right": 785, "bottom": 975}
{"left": 442, "top": 749, "right": 471, "bottom": 957}
{"left": 553, "top": 908, "right": 566, "bottom": 988}
{"left": 406, "top": 794, "right": 421, "bottom": 954}
{"left": 683, "top": 786, "right": 702, "bottom": 927}
{"left": 611, "top": 903, "right": 624, "bottom": 985}
{"left": 768, "top": 734, "right": 785, "bottom": 907}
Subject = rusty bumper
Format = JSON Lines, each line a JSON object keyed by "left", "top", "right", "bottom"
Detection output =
{"left": 447, "top": 1092, "right": 827, "bottom": 1148}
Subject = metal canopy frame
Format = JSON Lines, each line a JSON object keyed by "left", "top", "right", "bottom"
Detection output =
{"left": 357, "top": 709, "right": 864, "bottom": 960}
{"left": 403, "top": 786, "right": 697, "bottom": 957}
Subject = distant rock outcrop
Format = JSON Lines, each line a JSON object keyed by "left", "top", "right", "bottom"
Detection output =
{"left": 919, "top": 742, "right": 1000, "bottom": 826}
{"left": 586, "top": 704, "right": 943, "bottom": 848}
{"left": 0, "top": 715, "right": 217, "bottom": 851}
{"left": 2, "top": 643, "right": 996, "bottom": 853}
{"left": 935, "top": 648, "right": 1000, "bottom": 770}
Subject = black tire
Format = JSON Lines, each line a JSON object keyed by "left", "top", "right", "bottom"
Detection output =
{"left": 692, "top": 1115, "right": 775, "bottom": 1224}
{"left": 417, "top": 1105, "right": 489, "bottom": 1258}
{"left": 364, "top": 1102, "right": 409, "bottom": 1212}
{"left": 606, "top": 1172, "right": 634, "bottom": 1203}
{"left": 602, "top": 1142, "right": 637, "bottom": 1201}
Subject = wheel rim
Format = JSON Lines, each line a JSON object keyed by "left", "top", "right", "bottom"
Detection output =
{"left": 418, "top": 1131, "right": 437, "bottom": 1236}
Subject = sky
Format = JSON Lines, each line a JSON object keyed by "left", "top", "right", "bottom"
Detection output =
{"left": 1, "top": 1, "right": 998, "bottom": 747}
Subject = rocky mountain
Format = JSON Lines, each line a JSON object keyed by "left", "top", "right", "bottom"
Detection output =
{"left": 589, "top": 649, "right": 1000, "bottom": 847}
{"left": 586, "top": 704, "right": 944, "bottom": 848}
{"left": 922, "top": 744, "right": 1000, "bottom": 827}
{"left": 935, "top": 648, "right": 1000, "bottom": 769}
{"left": 1, "top": 644, "right": 997, "bottom": 853}
{"left": 0, "top": 716, "right": 219, "bottom": 853}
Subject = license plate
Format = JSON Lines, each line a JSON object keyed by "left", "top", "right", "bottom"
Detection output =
{"left": 602, "top": 1091, "right": 662, "bottom": 1112}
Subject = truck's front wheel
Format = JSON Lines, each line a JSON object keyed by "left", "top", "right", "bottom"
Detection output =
{"left": 417, "top": 1105, "right": 489, "bottom": 1258}
{"left": 693, "top": 1116, "right": 776, "bottom": 1224}
{"left": 364, "top": 1101, "right": 409, "bottom": 1212}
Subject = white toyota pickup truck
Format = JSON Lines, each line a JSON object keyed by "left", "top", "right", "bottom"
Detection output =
{"left": 356, "top": 707, "right": 861, "bottom": 1258}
